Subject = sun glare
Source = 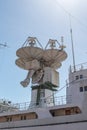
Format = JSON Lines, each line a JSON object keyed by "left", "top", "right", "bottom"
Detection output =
{"left": 56, "top": 0, "right": 78, "bottom": 10}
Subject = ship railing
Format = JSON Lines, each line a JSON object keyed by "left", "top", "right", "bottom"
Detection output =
{"left": 70, "top": 62, "right": 87, "bottom": 73}
{"left": 45, "top": 95, "right": 72, "bottom": 106}
{"left": 12, "top": 95, "right": 72, "bottom": 110}
{"left": 54, "top": 95, "right": 72, "bottom": 105}
{"left": 12, "top": 102, "right": 30, "bottom": 110}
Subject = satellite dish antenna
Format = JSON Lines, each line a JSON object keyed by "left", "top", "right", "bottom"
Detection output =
{"left": 43, "top": 38, "right": 67, "bottom": 69}
{"left": 15, "top": 37, "right": 44, "bottom": 87}
{"left": 15, "top": 37, "right": 67, "bottom": 87}
{"left": 16, "top": 37, "right": 44, "bottom": 70}
{"left": 15, "top": 36, "right": 67, "bottom": 107}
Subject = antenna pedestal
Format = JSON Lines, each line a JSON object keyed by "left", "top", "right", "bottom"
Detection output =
{"left": 30, "top": 67, "right": 59, "bottom": 108}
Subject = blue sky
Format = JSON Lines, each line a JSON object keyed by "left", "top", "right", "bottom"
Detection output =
{"left": 0, "top": 0, "right": 87, "bottom": 103}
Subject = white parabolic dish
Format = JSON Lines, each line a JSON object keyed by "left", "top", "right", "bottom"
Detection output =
{"left": 16, "top": 46, "right": 67, "bottom": 70}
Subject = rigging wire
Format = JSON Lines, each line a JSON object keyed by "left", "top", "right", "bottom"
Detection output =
{"left": 45, "top": 65, "right": 87, "bottom": 101}
{"left": 54, "top": 0, "right": 87, "bottom": 71}
{"left": 45, "top": 77, "right": 79, "bottom": 100}
{"left": 54, "top": 0, "right": 87, "bottom": 30}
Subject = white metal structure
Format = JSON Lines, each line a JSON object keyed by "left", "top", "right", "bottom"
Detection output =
{"left": 15, "top": 37, "right": 67, "bottom": 107}
{"left": 0, "top": 63, "right": 87, "bottom": 130}
{"left": 1, "top": 38, "right": 87, "bottom": 130}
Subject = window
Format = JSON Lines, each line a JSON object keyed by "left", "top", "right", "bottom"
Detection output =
{"left": 21, "top": 115, "right": 26, "bottom": 120}
{"left": 21, "top": 116, "right": 23, "bottom": 120}
{"left": 84, "top": 86, "right": 87, "bottom": 91}
{"left": 76, "top": 75, "right": 83, "bottom": 80}
{"left": 6, "top": 117, "right": 12, "bottom": 122}
{"left": 80, "top": 87, "right": 83, "bottom": 92}
{"left": 9, "top": 117, "right": 12, "bottom": 121}
{"left": 6, "top": 117, "right": 9, "bottom": 122}
{"left": 50, "top": 107, "right": 81, "bottom": 117}
{"left": 76, "top": 75, "right": 79, "bottom": 80}
{"left": 80, "top": 75, "right": 83, "bottom": 79}
{"left": 24, "top": 115, "right": 26, "bottom": 120}
{"left": 51, "top": 112, "right": 55, "bottom": 116}
{"left": 65, "top": 110, "right": 71, "bottom": 115}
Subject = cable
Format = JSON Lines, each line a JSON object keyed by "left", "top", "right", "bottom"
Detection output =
{"left": 45, "top": 74, "right": 87, "bottom": 100}
{"left": 54, "top": 0, "right": 87, "bottom": 30}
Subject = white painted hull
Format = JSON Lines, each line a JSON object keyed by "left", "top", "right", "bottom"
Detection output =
{"left": 1, "top": 122, "right": 87, "bottom": 130}
{"left": 0, "top": 112, "right": 87, "bottom": 130}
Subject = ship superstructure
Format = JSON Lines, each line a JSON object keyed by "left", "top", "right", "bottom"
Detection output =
{"left": 0, "top": 37, "right": 87, "bottom": 130}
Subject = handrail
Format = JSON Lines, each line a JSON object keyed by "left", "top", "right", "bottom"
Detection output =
{"left": 70, "top": 62, "right": 87, "bottom": 73}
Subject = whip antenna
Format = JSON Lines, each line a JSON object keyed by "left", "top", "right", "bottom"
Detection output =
{"left": 69, "top": 15, "right": 76, "bottom": 72}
